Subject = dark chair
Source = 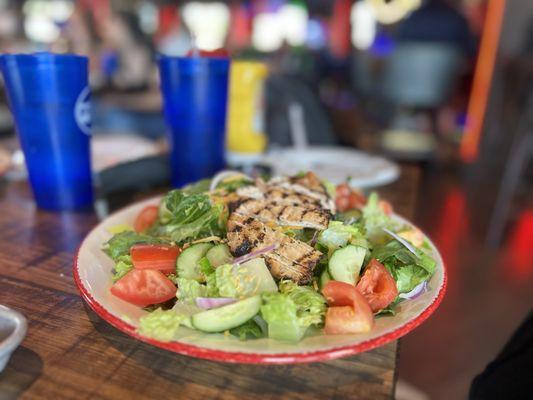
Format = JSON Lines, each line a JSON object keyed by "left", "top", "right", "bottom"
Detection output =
{"left": 265, "top": 75, "right": 338, "bottom": 147}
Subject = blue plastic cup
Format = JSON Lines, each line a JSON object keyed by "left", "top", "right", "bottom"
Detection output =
{"left": 158, "top": 56, "right": 230, "bottom": 187}
{"left": 0, "top": 53, "right": 93, "bottom": 211}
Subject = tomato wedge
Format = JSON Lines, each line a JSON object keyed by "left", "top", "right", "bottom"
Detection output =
{"left": 356, "top": 259, "right": 398, "bottom": 312}
{"left": 110, "top": 269, "right": 176, "bottom": 307}
{"left": 130, "top": 244, "right": 181, "bottom": 275}
{"left": 322, "top": 281, "right": 374, "bottom": 334}
{"left": 379, "top": 200, "right": 393, "bottom": 216}
{"left": 335, "top": 183, "right": 367, "bottom": 212}
{"left": 133, "top": 205, "right": 159, "bottom": 233}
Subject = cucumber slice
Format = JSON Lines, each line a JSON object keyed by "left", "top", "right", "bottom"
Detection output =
{"left": 191, "top": 295, "right": 262, "bottom": 333}
{"left": 206, "top": 244, "right": 233, "bottom": 267}
{"left": 177, "top": 243, "right": 213, "bottom": 280}
{"left": 319, "top": 268, "right": 331, "bottom": 289}
{"left": 328, "top": 245, "right": 366, "bottom": 285}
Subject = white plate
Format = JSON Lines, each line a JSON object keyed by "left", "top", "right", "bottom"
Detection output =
{"left": 74, "top": 197, "right": 446, "bottom": 364}
{"left": 261, "top": 146, "right": 400, "bottom": 188}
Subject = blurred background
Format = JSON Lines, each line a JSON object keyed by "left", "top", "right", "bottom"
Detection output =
{"left": 0, "top": 0, "right": 531, "bottom": 399}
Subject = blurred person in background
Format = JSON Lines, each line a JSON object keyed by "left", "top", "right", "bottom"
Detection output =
{"left": 91, "top": 9, "right": 165, "bottom": 139}
{"left": 397, "top": 0, "right": 477, "bottom": 57}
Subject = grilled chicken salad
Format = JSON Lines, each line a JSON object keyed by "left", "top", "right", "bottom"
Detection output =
{"left": 103, "top": 172, "right": 436, "bottom": 342}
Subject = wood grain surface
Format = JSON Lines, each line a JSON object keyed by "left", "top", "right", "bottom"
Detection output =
{"left": 0, "top": 165, "right": 420, "bottom": 400}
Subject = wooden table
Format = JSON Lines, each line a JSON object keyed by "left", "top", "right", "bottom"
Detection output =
{"left": 0, "top": 165, "right": 420, "bottom": 400}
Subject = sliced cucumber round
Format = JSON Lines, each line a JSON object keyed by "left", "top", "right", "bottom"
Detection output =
{"left": 328, "top": 245, "right": 366, "bottom": 285}
{"left": 191, "top": 295, "right": 262, "bottom": 333}
{"left": 177, "top": 243, "right": 213, "bottom": 280}
{"left": 206, "top": 244, "right": 233, "bottom": 267}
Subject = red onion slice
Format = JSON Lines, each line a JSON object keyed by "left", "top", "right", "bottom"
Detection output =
{"left": 195, "top": 297, "right": 237, "bottom": 310}
{"left": 233, "top": 243, "right": 279, "bottom": 265}
{"left": 399, "top": 281, "right": 427, "bottom": 300}
{"left": 209, "top": 170, "right": 252, "bottom": 192}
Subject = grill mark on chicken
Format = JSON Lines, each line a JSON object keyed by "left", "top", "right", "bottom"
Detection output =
{"left": 232, "top": 198, "right": 330, "bottom": 230}
{"left": 227, "top": 213, "right": 321, "bottom": 284}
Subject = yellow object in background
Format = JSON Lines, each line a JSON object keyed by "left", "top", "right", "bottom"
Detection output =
{"left": 226, "top": 61, "right": 268, "bottom": 157}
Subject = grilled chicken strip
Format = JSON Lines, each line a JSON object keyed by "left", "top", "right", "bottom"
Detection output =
{"left": 227, "top": 213, "right": 322, "bottom": 284}
{"left": 238, "top": 174, "right": 335, "bottom": 213}
{"left": 231, "top": 198, "right": 330, "bottom": 230}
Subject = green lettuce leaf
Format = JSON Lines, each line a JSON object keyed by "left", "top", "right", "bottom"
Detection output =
{"left": 261, "top": 284, "right": 326, "bottom": 342}
{"left": 103, "top": 231, "right": 162, "bottom": 261}
{"left": 229, "top": 318, "right": 264, "bottom": 341}
{"left": 361, "top": 192, "right": 397, "bottom": 244}
{"left": 153, "top": 188, "right": 227, "bottom": 244}
{"left": 318, "top": 220, "right": 368, "bottom": 252}
{"left": 372, "top": 240, "right": 436, "bottom": 293}
{"left": 112, "top": 255, "right": 133, "bottom": 282}
{"left": 137, "top": 308, "right": 187, "bottom": 341}
{"left": 215, "top": 263, "right": 259, "bottom": 298}
{"left": 279, "top": 280, "right": 327, "bottom": 327}
{"left": 260, "top": 293, "right": 305, "bottom": 342}
{"left": 176, "top": 278, "right": 207, "bottom": 304}
{"left": 159, "top": 190, "right": 213, "bottom": 225}
{"left": 199, "top": 257, "right": 219, "bottom": 297}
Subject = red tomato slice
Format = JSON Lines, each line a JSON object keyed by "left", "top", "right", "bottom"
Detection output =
{"left": 335, "top": 196, "right": 351, "bottom": 212}
{"left": 134, "top": 205, "right": 159, "bottom": 233}
{"left": 379, "top": 200, "right": 393, "bottom": 216}
{"left": 131, "top": 244, "right": 181, "bottom": 275}
{"left": 336, "top": 183, "right": 352, "bottom": 197}
{"left": 356, "top": 259, "right": 398, "bottom": 312}
{"left": 322, "top": 281, "right": 374, "bottom": 334}
{"left": 348, "top": 192, "right": 367, "bottom": 210}
{"left": 110, "top": 269, "right": 176, "bottom": 307}
{"left": 335, "top": 184, "right": 367, "bottom": 212}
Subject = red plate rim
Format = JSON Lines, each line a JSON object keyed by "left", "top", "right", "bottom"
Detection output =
{"left": 72, "top": 203, "right": 448, "bottom": 365}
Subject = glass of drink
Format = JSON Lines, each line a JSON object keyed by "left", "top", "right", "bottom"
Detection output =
{"left": 0, "top": 53, "right": 93, "bottom": 210}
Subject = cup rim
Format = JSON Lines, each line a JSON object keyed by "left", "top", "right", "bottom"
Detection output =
{"left": 157, "top": 53, "right": 230, "bottom": 63}
{"left": 0, "top": 52, "right": 88, "bottom": 67}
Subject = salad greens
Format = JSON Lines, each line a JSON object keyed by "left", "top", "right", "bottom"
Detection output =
{"left": 372, "top": 240, "right": 436, "bottom": 293}
{"left": 260, "top": 281, "right": 327, "bottom": 341}
{"left": 104, "top": 231, "right": 162, "bottom": 261}
{"left": 138, "top": 308, "right": 188, "bottom": 341}
{"left": 153, "top": 190, "right": 226, "bottom": 244}
{"left": 112, "top": 255, "right": 133, "bottom": 282}
{"left": 104, "top": 173, "right": 439, "bottom": 344}
{"left": 361, "top": 192, "right": 398, "bottom": 244}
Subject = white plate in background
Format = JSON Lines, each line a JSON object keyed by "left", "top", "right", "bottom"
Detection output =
{"left": 261, "top": 146, "right": 400, "bottom": 188}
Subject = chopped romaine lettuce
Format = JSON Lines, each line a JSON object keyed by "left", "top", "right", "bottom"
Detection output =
{"left": 261, "top": 283, "right": 326, "bottom": 342}
{"left": 261, "top": 293, "right": 305, "bottom": 341}
{"left": 215, "top": 259, "right": 277, "bottom": 298}
{"left": 103, "top": 231, "right": 162, "bottom": 261}
{"left": 112, "top": 255, "right": 133, "bottom": 282}
{"left": 372, "top": 240, "right": 436, "bottom": 293}
{"left": 279, "top": 280, "right": 327, "bottom": 327}
{"left": 229, "top": 318, "right": 264, "bottom": 341}
{"left": 176, "top": 278, "right": 207, "bottom": 304}
{"left": 138, "top": 308, "right": 187, "bottom": 341}
{"left": 199, "top": 257, "right": 219, "bottom": 297}
{"left": 361, "top": 192, "right": 397, "bottom": 244}
{"left": 318, "top": 221, "right": 368, "bottom": 252}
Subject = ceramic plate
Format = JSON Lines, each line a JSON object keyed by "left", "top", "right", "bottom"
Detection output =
{"left": 73, "top": 197, "right": 446, "bottom": 364}
{"left": 261, "top": 146, "right": 400, "bottom": 188}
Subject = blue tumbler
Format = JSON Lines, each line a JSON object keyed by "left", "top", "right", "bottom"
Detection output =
{"left": 0, "top": 53, "right": 93, "bottom": 211}
{"left": 158, "top": 56, "right": 230, "bottom": 187}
